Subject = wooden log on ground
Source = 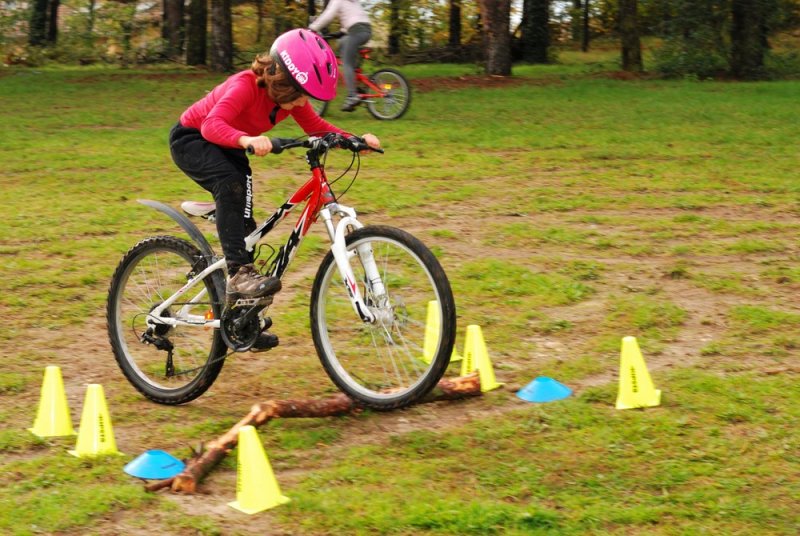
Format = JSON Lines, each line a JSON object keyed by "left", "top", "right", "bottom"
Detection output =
{"left": 145, "top": 374, "right": 481, "bottom": 494}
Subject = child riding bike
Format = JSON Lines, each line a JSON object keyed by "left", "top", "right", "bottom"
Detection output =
{"left": 168, "top": 28, "right": 380, "bottom": 351}
{"left": 309, "top": 0, "right": 372, "bottom": 112}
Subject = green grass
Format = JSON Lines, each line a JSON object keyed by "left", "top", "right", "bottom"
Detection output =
{"left": 2, "top": 48, "right": 800, "bottom": 534}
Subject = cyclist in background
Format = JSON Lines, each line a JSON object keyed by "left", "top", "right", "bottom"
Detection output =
{"left": 309, "top": 0, "right": 372, "bottom": 112}
{"left": 169, "top": 28, "right": 380, "bottom": 350}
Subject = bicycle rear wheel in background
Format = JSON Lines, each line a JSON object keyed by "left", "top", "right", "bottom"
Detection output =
{"left": 367, "top": 68, "right": 411, "bottom": 120}
{"left": 106, "top": 235, "right": 227, "bottom": 405}
{"left": 310, "top": 225, "right": 455, "bottom": 410}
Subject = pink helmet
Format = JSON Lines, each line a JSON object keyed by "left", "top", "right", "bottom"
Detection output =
{"left": 270, "top": 28, "right": 338, "bottom": 101}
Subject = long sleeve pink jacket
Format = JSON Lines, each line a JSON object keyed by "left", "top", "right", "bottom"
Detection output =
{"left": 180, "top": 70, "right": 346, "bottom": 149}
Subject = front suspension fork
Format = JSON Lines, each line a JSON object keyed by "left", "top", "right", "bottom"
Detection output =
{"left": 320, "top": 207, "right": 381, "bottom": 323}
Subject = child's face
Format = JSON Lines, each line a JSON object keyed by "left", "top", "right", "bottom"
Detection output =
{"left": 279, "top": 95, "right": 308, "bottom": 110}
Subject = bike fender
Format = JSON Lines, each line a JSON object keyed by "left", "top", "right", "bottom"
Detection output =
{"left": 138, "top": 199, "right": 226, "bottom": 300}
{"left": 138, "top": 199, "right": 216, "bottom": 259}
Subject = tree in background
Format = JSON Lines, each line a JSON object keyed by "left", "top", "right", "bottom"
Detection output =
{"left": 731, "top": 0, "right": 774, "bottom": 78}
{"left": 28, "top": 0, "right": 59, "bottom": 46}
{"left": 163, "top": 0, "right": 184, "bottom": 60}
{"left": 210, "top": 0, "right": 233, "bottom": 71}
{"left": 519, "top": 0, "right": 550, "bottom": 62}
{"left": 651, "top": 0, "right": 731, "bottom": 78}
{"left": 649, "top": 0, "right": 784, "bottom": 79}
{"left": 618, "top": 0, "right": 642, "bottom": 71}
{"left": 449, "top": 0, "right": 462, "bottom": 47}
{"left": 478, "top": 0, "right": 512, "bottom": 74}
{"left": 185, "top": 0, "right": 207, "bottom": 66}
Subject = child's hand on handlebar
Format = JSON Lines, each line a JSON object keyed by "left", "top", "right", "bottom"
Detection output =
{"left": 240, "top": 135, "right": 272, "bottom": 156}
{"left": 362, "top": 133, "right": 380, "bottom": 151}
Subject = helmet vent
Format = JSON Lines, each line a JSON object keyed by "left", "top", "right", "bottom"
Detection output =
{"left": 316, "top": 37, "right": 325, "bottom": 50}
{"left": 313, "top": 64, "right": 322, "bottom": 84}
{"left": 326, "top": 62, "right": 333, "bottom": 76}
{"left": 299, "top": 30, "right": 307, "bottom": 41}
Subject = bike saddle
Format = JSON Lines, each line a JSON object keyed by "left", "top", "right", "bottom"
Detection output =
{"left": 181, "top": 201, "right": 216, "bottom": 220}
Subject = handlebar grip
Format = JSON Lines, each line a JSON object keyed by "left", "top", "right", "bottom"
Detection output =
{"left": 346, "top": 136, "right": 384, "bottom": 154}
{"left": 246, "top": 138, "right": 296, "bottom": 155}
{"left": 269, "top": 138, "right": 284, "bottom": 154}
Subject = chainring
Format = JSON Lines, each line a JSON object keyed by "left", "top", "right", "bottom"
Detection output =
{"left": 220, "top": 306, "right": 262, "bottom": 351}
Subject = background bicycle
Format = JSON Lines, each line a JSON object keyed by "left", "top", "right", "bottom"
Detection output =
{"left": 310, "top": 32, "right": 411, "bottom": 120}
{"left": 106, "top": 134, "right": 455, "bottom": 411}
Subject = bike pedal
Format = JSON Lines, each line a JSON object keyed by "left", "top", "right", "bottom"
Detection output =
{"left": 250, "top": 331, "right": 279, "bottom": 352}
{"left": 230, "top": 296, "right": 274, "bottom": 308}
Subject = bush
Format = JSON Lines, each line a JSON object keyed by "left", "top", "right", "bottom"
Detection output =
{"left": 653, "top": 35, "right": 729, "bottom": 79}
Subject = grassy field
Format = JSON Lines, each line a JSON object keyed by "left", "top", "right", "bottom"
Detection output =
{"left": 1, "top": 48, "right": 799, "bottom": 535}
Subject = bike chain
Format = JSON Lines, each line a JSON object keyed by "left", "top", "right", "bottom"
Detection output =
{"left": 171, "top": 298, "right": 274, "bottom": 377}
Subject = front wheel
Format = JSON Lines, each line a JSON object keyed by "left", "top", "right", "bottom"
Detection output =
{"left": 366, "top": 68, "right": 411, "bottom": 120}
{"left": 310, "top": 225, "right": 455, "bottom": 410}
{"left": 106, "top": 236, "right": 227, "bottom": 405}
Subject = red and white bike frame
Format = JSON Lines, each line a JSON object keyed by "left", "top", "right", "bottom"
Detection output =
{"left": 146, "top": 151, "right": 382, "bottom": 332}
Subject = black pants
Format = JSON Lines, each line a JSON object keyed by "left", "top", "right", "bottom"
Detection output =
{"left": 169, "top": 122, "right": 256, "bottom": 269}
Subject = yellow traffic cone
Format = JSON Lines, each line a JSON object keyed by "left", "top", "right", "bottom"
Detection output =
{"left": 422, "top": 300, "right": 462, "bottom": 364}
{"left": 228, "top": 425, "right": 290, "bottom": 514}
{"left": 615, "top": 336, "right": 661, "bottom": 410}
{"left": 460, "top": 325, "right": 503, "bottom": 392}
{"left": 29, "top": 366, "right": 76, "bottom": 438}
{"left": 68, "top": 384, "right": 122, "bottom": 457}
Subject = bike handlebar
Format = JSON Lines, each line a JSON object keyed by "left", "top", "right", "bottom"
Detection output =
{"left": 247, "top": 134, "right": 383, "bottom": 156}
{"left": 321, "top": 31, "right": 346, "bottom": 40}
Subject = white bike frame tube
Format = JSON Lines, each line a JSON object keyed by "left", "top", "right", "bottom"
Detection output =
{"left": 321, "top": 206, "right": 376, "bottom": 324}
{"left": 147, "top": 257, "right": 225, "bottom": 330}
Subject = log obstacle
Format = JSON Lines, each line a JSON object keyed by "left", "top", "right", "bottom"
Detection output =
{"left": 146, "top": 373, "right": 482, "bottom": 494}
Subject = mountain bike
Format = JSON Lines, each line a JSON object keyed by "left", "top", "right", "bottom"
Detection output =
{"left": 310, "top": 32, "right": 411, "bottom": 120}
{"left": 106, "top": 133, "right": 455, "bottom": 410}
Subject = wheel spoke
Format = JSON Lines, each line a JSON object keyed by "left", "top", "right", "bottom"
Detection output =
{"left": 312, "top": 227, "right": 453, "bottom": 409}
{"left": 108, "top": 237, "right": 225, "bottom": 404}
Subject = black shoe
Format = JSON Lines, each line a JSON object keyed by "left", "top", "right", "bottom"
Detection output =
{"left": 341, "top": 96, "right": 361, "bottom": 112}
{"left": 251, "top": 331, "right": 279, "bottom": 352}
{"left": 227, "top": 264, "right": 281, "bottom": 301}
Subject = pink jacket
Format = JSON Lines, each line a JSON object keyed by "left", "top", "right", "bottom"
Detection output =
{"left": 180, "top": 70, "right": 346, "bottom": 149}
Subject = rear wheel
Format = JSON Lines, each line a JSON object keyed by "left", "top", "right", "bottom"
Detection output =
{"left": 366, "top": 69, "right": 411, "bottom": 120}
{"left": 106, "top": 236, "right": 227, "bottom": 405}
{"left": 310, "top": 225, "right": 455, "bottom": 410}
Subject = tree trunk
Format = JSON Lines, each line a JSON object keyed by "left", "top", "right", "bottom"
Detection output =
{"left": 618, "top": 0, "right": 642, "bottom": 72}
{"left": 45, "top": 0, "right": 59, "bottom": 44}
{"left": 520, "top": 0, "right": 549, "bottom": 63}
{"left": 582, "top": 0, "right": 590, "bottom": 52}
{"left": 186, "top": 0, "right": 207, "bottom": 66}
{"left": 730, "top": 0, "right": 768, "bottom": 79}
{"left": 86, "top": 0, "right": 96, "bottom": 39}
{"left": 478, "top": 0, "right": 512, "bottom": 75}
{"left": 28, "top": 0, "right": 49, "bottom": 46}
{"left": 449, "top": 0, "right": 462, "bottom": 47}
{"left": 388, "top": 0, "right": 402, "bottom": 55}
{"left": 210, "top": 0, "right": 233, "bottom": 72}
{"left": 145, "top": 374, "right": 483, "bottom": 494}
{"left": 163, "top": 0, "right": 185, "bottom": 60}
{"left": 570, "top": 0, "right": 581, "bottom": 42}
